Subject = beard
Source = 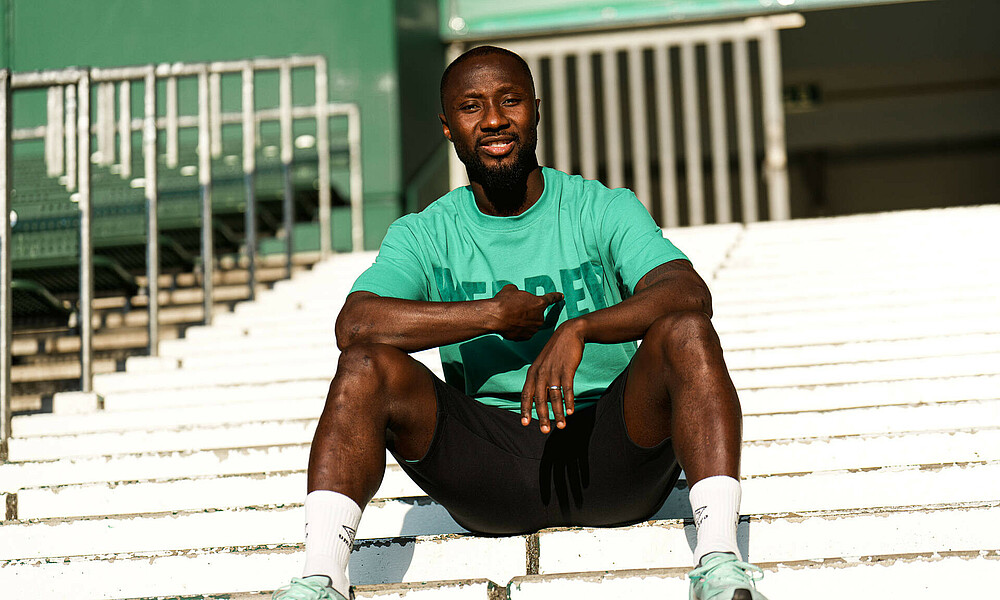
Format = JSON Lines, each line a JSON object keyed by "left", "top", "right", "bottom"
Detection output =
{"left": 456, "top": 133, "right": 539, "bottom": 216}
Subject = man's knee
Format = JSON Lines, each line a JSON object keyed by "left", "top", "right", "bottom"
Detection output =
{"left": 327, "top": 342, "right": 412, "bottom": 402}
{"left": 644, "top": 311, "right": 719, "bottom": 356}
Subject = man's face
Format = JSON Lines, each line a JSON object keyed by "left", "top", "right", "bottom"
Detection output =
{"left": 439, "top": 53, "right": 540, "bottom": 189}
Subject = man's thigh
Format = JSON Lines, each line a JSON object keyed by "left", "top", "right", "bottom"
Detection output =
{"left": 392, "top": 370, "right": 681, "bottom": 535}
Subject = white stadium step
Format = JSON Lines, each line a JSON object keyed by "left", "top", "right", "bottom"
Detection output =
{"left": 506, "top": 552, "right": 1000, "bottom": 599}
{"left": 8, "top": 388, "right": 996, "bottom": 464}
{"left": 3, "top": 206, "right": 999, "bottom": 599}
{"left": 3, "top": 503, "right": 997, "bottom": 599}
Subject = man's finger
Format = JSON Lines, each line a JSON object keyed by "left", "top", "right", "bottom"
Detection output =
{"left": 535, "top": 381, "right": 551, "bottom": 433}
{"left": 541, "top": 292, "right": 563, "bottom": 306}
{"left": 563, "top": 381, "right": 576, "bottom": 416}
{"left": 520, "top": 370, "right": 536, "bottom": 426}
{"left": 548, "top": 384, "right": 566, "bottom": 429}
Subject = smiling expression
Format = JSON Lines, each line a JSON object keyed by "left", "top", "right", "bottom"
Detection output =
{"left": 439, "top": 52, "right": 541, "bottom": 185}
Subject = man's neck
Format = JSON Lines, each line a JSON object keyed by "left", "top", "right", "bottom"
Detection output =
{"left": 471, "top": 167, "right": 544, "bottom": 217}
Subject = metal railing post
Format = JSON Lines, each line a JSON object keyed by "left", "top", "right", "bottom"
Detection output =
{"left": 241, "top": 64, "right": 257, "bottom": 300}
{"left": 279, "top": 62, "right": 295, "bottom": 276}
{"left": 346, "top": 103, "right": 364, "bottom": 252}
{"left": 65, "top": 84, "right": 77, "bottom": 192}
{"left": 1, "top": 69, "right": 13, "bottom": 463}
{"left": 118, "top": 81, "right": 132, "bottom": 179}
{"left": 143, "top": 67, "right": 160, "bottom": 355}
{"left": 78, "top": 69, "right": 94, "bottom": 392}
{"left": 732, "top": 36, "right": 759, "bottom": 223}
{"left": 758, "top": 26, "right": 791, "bottom": 221}
{"left": 314, "top": 57, "right": 333, "bottom": 256}
{"left": 197, "top": 66, "right": 214, "bottom": 325}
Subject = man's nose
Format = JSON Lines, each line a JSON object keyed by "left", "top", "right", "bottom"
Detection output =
{"left": 480, "top": 101, "right": 509, "bottom": 130}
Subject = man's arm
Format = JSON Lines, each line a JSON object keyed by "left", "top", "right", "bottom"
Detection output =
{"left": 520, "top": 259, "right": 711, "bottom": 431}
{"left": 335, "top": 285, "right": 564, "bottom": 352}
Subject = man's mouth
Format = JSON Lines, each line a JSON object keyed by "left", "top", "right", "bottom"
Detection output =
{"left": 479, "top": 137, "right": 516, "bottom": 157}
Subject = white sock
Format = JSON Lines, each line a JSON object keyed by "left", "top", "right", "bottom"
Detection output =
{"left": 302, "top": 490, "right": 363, "bottom": 598}
{"left": 689, "top": 475, "right": 742, "bottom": 566}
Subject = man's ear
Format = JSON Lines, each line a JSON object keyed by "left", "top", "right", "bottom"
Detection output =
{"left": 535, "top": 98, "right": 541, "bottom": 126}
{"left": 439, "top": 113, "right": 452, "bottom": 142}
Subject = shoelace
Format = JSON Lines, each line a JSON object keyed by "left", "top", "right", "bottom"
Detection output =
{"left": 272, "top": 577, "right": 341, "bottom": 600}
{"left": 689, "top": 558, "right": 764, "bottom": 589}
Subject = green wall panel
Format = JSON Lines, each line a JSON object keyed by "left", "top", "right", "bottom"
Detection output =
{"left": 440, "top": 0, "right": 928, "bottom": 39}
{"left": 3, "top": 0, "right": 410, "bottom": 200}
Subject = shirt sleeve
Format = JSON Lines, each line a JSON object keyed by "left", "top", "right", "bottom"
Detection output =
{"left": 350, "top": 220, "right": 430, "bottom": 301}
{"left": 602, "top": 189, "right": 689, "bottom": 295}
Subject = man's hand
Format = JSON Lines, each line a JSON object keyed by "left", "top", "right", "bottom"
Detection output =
{"left": 490, "top": 284, "right": 563, "bottom": 341}
{"left": 521, "top": 319, "right": 586, "bottom": 434}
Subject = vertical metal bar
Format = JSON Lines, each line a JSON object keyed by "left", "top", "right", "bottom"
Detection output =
{"left": 653, "top": 45, "right": 679, "bottom": 229}
{"left": 198, "top": 67, "right": 214, "bottom": 326}
{"left": 165, "top": 76, "right": 179, "bottom": 169}
{"left": 242, "top": 65, "right": 257, "bottom": 299}
{"left": 707, "top": 39, "right": 732, "bottom": 223}
{"left": 550, "top": 53, "right": 571, "bottom": 173}
{"left": 347, "top": 104, "right": 364, "bottom": 255}
{"left": 758, "top": 28, "right": 790, "bottom": 221}
{"left": 680, "top": 42, "right": 705, "bottom": 225}
{"left": 46, "top": 86, "right": 64, "bottom": 177}
{"left": 525, "top": 54, "right": 545, "bottom": 167}
{"left": 314, "top": 57, "right": 333, "bottom": 255}
{"left": 1, "top": 69, "right": 13, "bottom": 462}
{"left": 601, "top": 50, "right": 624, "bottom": 189}
{"left": 96, "top": 81, "right": 115, "bottom": 167}
{"left": 732, "top": 36, "right": 758, "bottom": 222}
{"left": 104, "top": 82, "right": 117, "bottom": 167}
{"left": 627, "top": 46, "right": 652, "bottom": 211}
{"left": 279, "top": 63, "right": 294, "bottom": 277}
{"left": 576, "top": 52, "right": 598, "bottom": 181}
{"left": 65, "top": 84, "right": 77, "bottom": 192}
{"left": 118, "top": 81, "right": 132, "bottom": 179}
{"left": 143, "top": 68, "right": 160, "bottom": 356}
{"left": 209, "top": 72, "right": 222, "bottom": 158}
{"left": 78, "top": 71, "right": 94, "bottom": 392}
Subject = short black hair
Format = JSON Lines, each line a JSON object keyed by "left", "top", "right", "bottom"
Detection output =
{"left": 439, "top": 45, "right": 535, "bottom": 113}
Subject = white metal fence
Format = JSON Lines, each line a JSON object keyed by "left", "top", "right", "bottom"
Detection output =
{"left": 1, "top": 57, "right": 363, "bottom": 460}
{"left": 447, "top": 14, "right": 803, "bottom": 227}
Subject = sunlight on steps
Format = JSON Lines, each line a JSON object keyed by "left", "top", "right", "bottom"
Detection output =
{"left": 2, "top": 205, "right": 998, "bottom": 599}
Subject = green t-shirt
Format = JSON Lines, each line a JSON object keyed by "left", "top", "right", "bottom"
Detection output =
{"left": 351, "top": 167, "right": 688, "bottom": 413}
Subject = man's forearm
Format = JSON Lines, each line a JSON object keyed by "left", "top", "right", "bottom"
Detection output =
{"left": 335, "top": 292, "right": 498, "bottom": 352}
{"left": 572, "top": 262, "right": 712, "bottom": 345}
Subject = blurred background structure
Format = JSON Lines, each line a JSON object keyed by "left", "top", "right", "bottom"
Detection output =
{"left": 0, "top": 1, "right": 998, "bottom": 597}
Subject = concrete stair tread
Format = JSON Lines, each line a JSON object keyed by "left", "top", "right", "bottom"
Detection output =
{"left": 130, "top": 331, "right": 1000, "bottom": 375}
{"left": 507, "top": 551, "right": 1000, "bottom": 599}
{"left": 3, "top": 502, "right": 997, "bottom": 599}
{"left": 12, "top": 373, "right": 1000, "bottom": 441}
{"left": 6, "top": 422, "right": 999, "bottom": 493}
{"left": 10, "top": 395, "right": 1000, "bottom": 463}
{"left": 7, "top": 453, "right": 1000, "bottom": 520}
{"left": 5, "top": 461, "right": 999, "bottom": 545}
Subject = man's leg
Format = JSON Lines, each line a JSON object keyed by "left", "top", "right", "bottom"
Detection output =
{"left": 277, "top": 342, "right": 438, "bottom": 599}
{"left": 623, "top": 311, "right": 766, "bottom": 599}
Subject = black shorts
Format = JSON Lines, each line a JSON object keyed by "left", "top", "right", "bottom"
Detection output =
{"left": 389, "top": 367, "right": 681, "bottom": 535}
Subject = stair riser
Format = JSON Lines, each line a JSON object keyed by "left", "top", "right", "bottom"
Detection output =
{"left": 9, "top": 459, "right": 999, "bottom": 524}
{"left": 11, "top": 396, "right": 999, "bottom": 463}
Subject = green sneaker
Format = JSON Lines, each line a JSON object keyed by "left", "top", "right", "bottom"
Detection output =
{"left": 688, "top": 553, "right": 767, "bottom": 600}
{"left": 271, "top": 576, "right": 349, "bottom": 600}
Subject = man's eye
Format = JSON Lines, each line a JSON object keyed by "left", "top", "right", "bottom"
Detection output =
{"left": 460, "top": 103, "right": 478, "bottom": 111}
{"left": 503, "top": 98, "right": 521, "bottom": 105}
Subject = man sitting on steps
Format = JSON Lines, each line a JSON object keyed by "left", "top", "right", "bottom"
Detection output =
{"left": 273, "top": 45, "right": 770, "bottom": 600}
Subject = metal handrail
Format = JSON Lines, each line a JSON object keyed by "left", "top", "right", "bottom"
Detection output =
{"left": 0, "top": 57, "right": 364, "bottom": 463}
{"left": 447, "top": 14, "right": 801, "bottom": 226}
